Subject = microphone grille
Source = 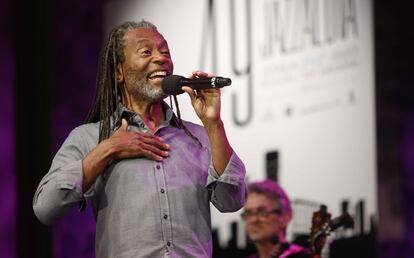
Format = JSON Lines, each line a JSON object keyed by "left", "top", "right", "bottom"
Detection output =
{"left": 162, "top": 75, "right": 185, "bottom": 95}
{"left": 216, "top": 77, "right": 232, "bottom": 87}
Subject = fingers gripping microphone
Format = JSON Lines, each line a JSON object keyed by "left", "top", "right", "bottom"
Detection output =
{"left": 162, "top": 75, "right": 232, "bottom": 95}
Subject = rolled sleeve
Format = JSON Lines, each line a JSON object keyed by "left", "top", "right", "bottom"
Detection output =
{"left": 207, "top": 152, "right": 247, "bottom": 212}
{"left": 55, "top": 160, "right": 84, "bottom": 194}
{"left": 33, "top": 126, "right": 95, "bottom": 224}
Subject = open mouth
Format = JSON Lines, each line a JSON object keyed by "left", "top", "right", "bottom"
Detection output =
{"left": 148, "top": 70, "right": 168, "bottom": 81}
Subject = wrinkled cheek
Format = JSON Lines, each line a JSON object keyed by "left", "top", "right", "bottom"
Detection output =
{"left": 168, "top": 61, "right": 174, "bottom": 73}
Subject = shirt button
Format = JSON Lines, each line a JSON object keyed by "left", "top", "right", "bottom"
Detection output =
{"left": 167, "top": 241, "right": 171, "bottom": 247}
{"left": 160, "top": 188, "right": 165, "bottom": 193}
{"left": 163, "top": 214, "right": 168, "bottom": 220}
{"left": 156, "top": 164, "right": 161, "bottom": 169}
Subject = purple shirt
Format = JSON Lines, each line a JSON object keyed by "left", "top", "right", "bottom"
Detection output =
{"left": 33, "top": 103, "right": 246, "bottom": 258}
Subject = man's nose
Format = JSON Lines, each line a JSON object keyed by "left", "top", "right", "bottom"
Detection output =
{"left": 248, "top": 214, "right": 260, "bottom": 223}
{"left": 153, "top": 51, "right": 169, "bottom": 64}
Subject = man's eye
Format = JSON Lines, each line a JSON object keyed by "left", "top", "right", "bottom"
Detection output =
{"left": 162, "top": 51, "right": 170, "bottom": 56}
{"left": 141, "top": 50, "right": 151, "bottom": 55}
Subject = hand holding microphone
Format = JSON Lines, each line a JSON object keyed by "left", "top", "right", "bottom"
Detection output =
{"left": 164, "top": 71, "right": 230, "bottom": 124}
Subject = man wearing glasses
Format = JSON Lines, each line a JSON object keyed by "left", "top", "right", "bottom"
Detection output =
{"left": 241, "top": 180, "right": 310, "bottom": 258}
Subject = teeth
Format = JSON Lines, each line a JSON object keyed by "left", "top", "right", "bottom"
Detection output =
{"left": 149, "top": 71, "right": 167, "bottom": 78}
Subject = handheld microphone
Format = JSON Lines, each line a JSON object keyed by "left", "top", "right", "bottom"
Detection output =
{"left": 162, "top": 74, "right": 232, "bottom": 95}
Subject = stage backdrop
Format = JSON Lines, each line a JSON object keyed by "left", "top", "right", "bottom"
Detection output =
{"left": 105, "top": 0, "right": 376, "bottom": 247}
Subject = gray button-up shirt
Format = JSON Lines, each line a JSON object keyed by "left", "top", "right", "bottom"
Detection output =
{"left": 33, "top": 103, "right": 246, "bottom": 258}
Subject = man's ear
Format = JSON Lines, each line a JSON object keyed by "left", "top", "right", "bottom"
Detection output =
{"left": 116, "top": 64, "right": 124, "bottom": 83}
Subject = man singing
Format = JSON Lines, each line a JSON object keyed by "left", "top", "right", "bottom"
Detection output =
{"left": 33, "top": 20, "right": 246, "bottom": 258}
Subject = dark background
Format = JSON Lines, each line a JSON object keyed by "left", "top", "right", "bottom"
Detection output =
{"left": 1, "top": 0, "right": 413, "bottom": 257}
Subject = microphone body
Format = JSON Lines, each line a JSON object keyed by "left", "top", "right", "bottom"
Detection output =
{"left": 162, "top": 75, "right": 232, "bottom": 95}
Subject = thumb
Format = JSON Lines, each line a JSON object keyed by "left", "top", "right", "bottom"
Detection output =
{"left": 119, "top": 118, "right": 128, "bottom": 131}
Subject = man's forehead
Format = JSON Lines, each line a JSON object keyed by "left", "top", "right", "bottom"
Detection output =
{"left": 245, "top": 204, "right": 271, "bottom": 211}
{"left": 124, "top": 28, "right": 166, "bottom": 44}
{"left": 246, "top": 192, "right": 275, "bottom": 207}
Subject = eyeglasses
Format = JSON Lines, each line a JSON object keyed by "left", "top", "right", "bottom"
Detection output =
{"left": 241, "top": 208, "right": 282, "bottom": 221}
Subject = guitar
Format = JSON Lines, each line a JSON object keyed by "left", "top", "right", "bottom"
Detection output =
{"left": 308, "top": 205, "right": 354, "bottom": 258}
{"left": 309, "top": 205, "right": 331, "bottom": 258}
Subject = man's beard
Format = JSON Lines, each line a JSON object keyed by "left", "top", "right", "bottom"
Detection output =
{"left": 247, "top": 224, "right": 276, "bottom": 242}
{"left": 124, "top": 68, "right": 168, "bottom": 102}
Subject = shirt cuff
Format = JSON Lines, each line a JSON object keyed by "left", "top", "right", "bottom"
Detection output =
{"left": 55, "top": 160, "right": 94, "bottom": 198}
{"left": 207, "top": 151, "right": 246, "bottom": 186}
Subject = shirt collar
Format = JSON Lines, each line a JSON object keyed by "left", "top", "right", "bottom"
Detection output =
{"left": 112, "top": 102, "right": 180, "bottom": 131}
